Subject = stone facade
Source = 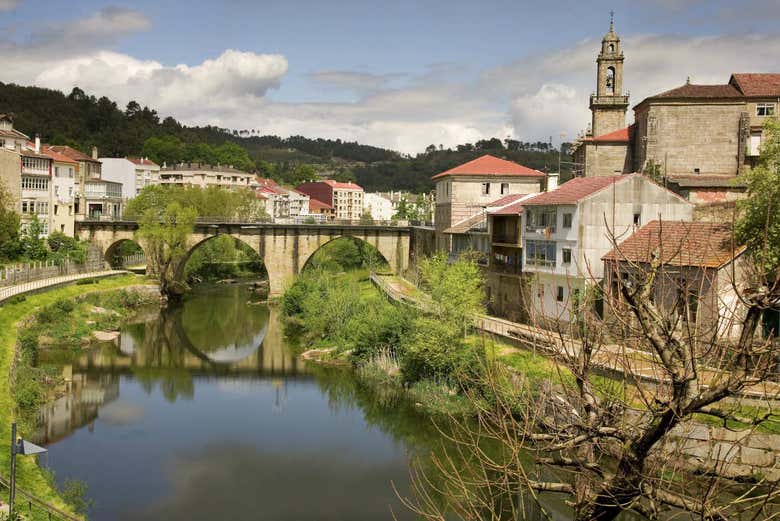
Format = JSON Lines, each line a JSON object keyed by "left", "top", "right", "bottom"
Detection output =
{"left": 632, "top": 102, "right": 745, "bottom": 176}
{"left": 0, "top": 147, "right": 20, "bottom": 212}
{"left": 578, "top": 142, "right": 631, "bottom": 177}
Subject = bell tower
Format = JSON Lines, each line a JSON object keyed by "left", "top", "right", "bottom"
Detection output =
{"left": 589, "top": 12, "right": 629, "bottom": 137}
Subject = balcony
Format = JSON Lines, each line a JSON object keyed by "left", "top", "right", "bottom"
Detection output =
{"left": 84, "top": 181, "right": 122, "bottom": 200}
{"left": 589, "top": 94, "right": 629, "bottom": 107}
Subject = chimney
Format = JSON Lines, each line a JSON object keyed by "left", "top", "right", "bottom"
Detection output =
{"left": 547, "top": 173, "right": 559, "bottom": 192}
{"left": 34, "top": 134, "right": 40, "bottom": 153}
{"left": 91, "top": 146, "right": 98, "bottom": 160}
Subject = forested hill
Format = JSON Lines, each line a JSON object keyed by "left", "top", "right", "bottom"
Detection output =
{"left": 0, "top": 82, "right": 566, "bottom": 192}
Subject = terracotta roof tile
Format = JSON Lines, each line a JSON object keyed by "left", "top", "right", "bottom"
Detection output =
{"left": 486, "top": 193, "right": 528, "bottom": 207}
{"left": 522, "top": 175, "right": 627, "bottom": 206}
{"left": 322, "top": 179, "right": 363, "bottom": 190}
{"left": 41, "top": 146, "right": 77, "bottom": 164}
{"left": 309, "top": 198, "right": 333, "bottom": 211}
{"left": 127, "top": 157, "right": 160, "bottom": 167}
{"left": 582, "top": 125, "right": 633, "bottom": 143}
{"left": 491, "top": 200, "right": 527, "bottom": 215}
{"left": 47, "top": 145, "right": 99, "bottom": 163}
{"left": 603, "top": 220, "right": 742, "bottom": 268}
{"left": 648, "top": 83, "right": 743, "bottom": 100}
{"left": 432, "top": 154, "right": 545, "bottom": 180}
{"left": 730, "top": 73, "right": 780, "bottom": 97}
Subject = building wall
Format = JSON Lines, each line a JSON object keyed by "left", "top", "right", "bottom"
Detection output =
{"left": 364, "top": 193, "right": 394, "bottom": 221}
{"left": 524, "top": 271, "right": 586, "bottom": 325}
{"left": 486, "top": 271, "right": 527, "bottom": 323}
{"left": 583, "top": 142, "right": 631, "bottom": 177}
{"left": 51, "top": 160, "right": 76, "bottom": 236}
{"left": 592, "top": 107, "right": 627, "bottom": 138}
{"left": 99, "top": 159, "right": 136, "bottom": 201}
{"left": 633, "top": 102, "right": 746, "bottom": 175}
{"left": 0, "top": 148, "right": 20, "bottom": 212}
{"left": 297, "top": 182, "right": 333, "bottom": 207}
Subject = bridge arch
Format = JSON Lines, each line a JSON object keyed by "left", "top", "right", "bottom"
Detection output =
{"left": 173, "top": 234, "right": 268, "bottom": 287}
{"left": 76, "top": 221, "right": 410, "bottom": 296}
{"left": 300, "top": 235, "right": 388, "bottom": 273}
{"left": 104, "top": 238, "right": 146, "bottom": 269}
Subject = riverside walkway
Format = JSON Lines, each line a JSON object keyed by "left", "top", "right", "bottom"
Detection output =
{"left": 0, "top": 270, "right": 127, "bottom": 304}
{"left": 371, "top": 273, "right": 780, "bottom": 402}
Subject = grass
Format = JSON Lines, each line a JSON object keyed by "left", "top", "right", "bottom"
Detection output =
{"left": 0, "top": 273, "right": 145, "bottom": 519}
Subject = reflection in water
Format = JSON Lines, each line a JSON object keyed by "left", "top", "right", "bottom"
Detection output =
{"left": 33, "top": 284, "right": 555, "bottom": 521}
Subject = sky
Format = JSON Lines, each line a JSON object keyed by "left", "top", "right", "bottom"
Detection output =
{"left": 1, "top": 0, "right": 779, "bottom": 154}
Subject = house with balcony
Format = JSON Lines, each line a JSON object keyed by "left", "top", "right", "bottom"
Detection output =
{"left": 433, "top": 154, "right": 545, "bottom": 251}
{"left": 159, "top": 163, "right": 255, "bottom": 190}
{"left": 47, "top": 145, "right": 119, "bottom": 220}
{"left": 20, "top": 145, "right": 53, "bottom": 235}
{"left": 520, "top": 174, "right": 693, "bottom": 324}
{"left": 43, "top": 146, "right": 77, "bottom": 235}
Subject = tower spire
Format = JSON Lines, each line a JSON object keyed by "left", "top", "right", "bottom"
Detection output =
{"left": 609, "top": 9, "right": 615, "bottom": 31}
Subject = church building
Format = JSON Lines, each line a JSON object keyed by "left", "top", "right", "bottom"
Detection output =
{"left": 572, "top": 18, "right": 780, "bottom": 205}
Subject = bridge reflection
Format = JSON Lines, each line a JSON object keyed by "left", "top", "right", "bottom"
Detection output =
{"left": 34, "top": 284, "right": 309, "bottom": 444}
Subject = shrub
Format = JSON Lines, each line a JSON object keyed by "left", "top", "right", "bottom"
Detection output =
{"left": 76, "top": 277, "right": 99, "bottom": 285}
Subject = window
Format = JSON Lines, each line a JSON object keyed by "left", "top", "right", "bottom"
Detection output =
{"left": 54, "top": 205, "right": 58, "bottom": 215}
{"left": 526, "top": 209, "right": 557, "bottom": 234}
{"left": 693, "top": 168, "right": 701, "bottom": 175}
{"left": 54, "top": 166, "right": 60, "bottom": 177}
{"left": 757, "top": 103, "right": 776, "bottom": 117}
{"left": 562, "top": 213, "right": 572, "bottom": 228}
{"left": 21, "top": 176, "right": 48, "bottom": 191}
{"left": 500, "top": 182, "right": 509, "bottom": 195}
{"left": 633, "top": 213, "right": 641, "bottom": 226}
{"left": 562, "top": 248, "right": 572, "bottom": 264}
{"left": 526, "top": 240, "right": 556, "bottom": 267}
{"left": 749, "top": 131, "right": 763, "bottom": 156}
{"left": 557, "top": 286, "right": 564, "bottom": 302}
{"left": 481, "top": 182, "right": 490, "bottom": 195}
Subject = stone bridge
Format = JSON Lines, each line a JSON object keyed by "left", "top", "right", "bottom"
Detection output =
{"left": 75, "top": 221, "right": 411, "bottom": 296}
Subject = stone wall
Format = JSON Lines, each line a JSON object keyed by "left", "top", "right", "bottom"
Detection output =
{"left": 583, "top": 142, "right": 631, "bottom": 177}
{"left": 633, "top": 102, "right": 745, "bottom": 175}
{"left": 486, "top": 272, "right": 527, "bottom": 323}
{"left": 667, "top": 423, "right": 780, "bottom": 481}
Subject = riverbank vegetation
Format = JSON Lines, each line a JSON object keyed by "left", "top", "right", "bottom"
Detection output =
{"left": 0, "top": 274, "right": 147, "bottom": 519}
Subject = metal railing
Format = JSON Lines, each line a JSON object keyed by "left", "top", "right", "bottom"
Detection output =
{"left": 82, "top": 216, "right": 412, "bottom": 227}
{"left": 0, "top": 474, "right": 82, "bottom": 521}
{"left": 0, "top": 260, "right": 103, "bottom": 288}
{"left": 0, "top": 270, "right": 125, "bottom": 304}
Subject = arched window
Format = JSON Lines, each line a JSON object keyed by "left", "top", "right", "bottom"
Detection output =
{"left": 606, "top": 66, "right": 615, "bottom": 94}
{"left": 608, "top": 43, "right": 615, "bottom": 53}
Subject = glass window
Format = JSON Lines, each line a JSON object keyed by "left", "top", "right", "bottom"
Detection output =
{"left": 557, "top": 286, "right": 564, "bottom": 302}
{"left": 481, "top": 182, "right": 490, "bottom": 195}
{"left": 562, "top": 213, "right": 572, "bottom": 228}
{"left": 526, "top": 209, "right": 557, "bottom": 233}
{"left": 526, "top": 240, "right": 556, "bottom": 267}
{"left": 500, "top": 183, "right": 509, "bottom": 195}
{"left": 757, "top": 103, "right": 776, "bottom": 117}
{"left": 562, "top": 248, "right": 572, "bottom": 264}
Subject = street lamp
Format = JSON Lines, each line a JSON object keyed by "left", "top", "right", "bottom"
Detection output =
{"left": 8, "top": 422, "right": 48, "bottom": 517}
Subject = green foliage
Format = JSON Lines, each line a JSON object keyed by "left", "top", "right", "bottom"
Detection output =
{"left": 359, "top": 210, "right": 375, "bottom": 225}
{"left": 125, "top": 184, "right": 267, "bottom": 221}
{"left": 736, "top": 119, "right": 780, "bottom": 276}
{"left": 306, "top": 237, "right": 385, "bottom": 272}
{"left": 137, "top": 202, "right": 198, "bottom": 297}
{"left": 141, "top": 135, "right": 255, "bottom": 171}
{"left": 0, "top": 178, "right": 21, "bottom": 261}
{"left": 418, "top": 253, "right": 485, "bottom": 335}
{"left": 19, "top": 216, "right": 47, "bottom": 261}
{"left": 61, "top": 477, "right": 94, "bottom": 515}
{"left": 184, "top": 235, "right": 264, "bottom": 282}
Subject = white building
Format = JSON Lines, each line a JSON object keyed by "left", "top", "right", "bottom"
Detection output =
{"left": 256, "top": 178, "right": 310, "bottom": 222}
{"left": 159, "top": 163, "right": 254, "bottom": 190}
{"left": 20, "top": 144, "right": 52, "bottom": 236}
{"left": 521, "top": 174, "right": 694, "bottom": 324}
{"left": 364, "top": 193, "right": 395, "bottom": 221}
{"left": 43, "top": 146, "right": 77, "bottom": 236}
{"left": 100, "top": 157, "right": 160, "bottom": 199}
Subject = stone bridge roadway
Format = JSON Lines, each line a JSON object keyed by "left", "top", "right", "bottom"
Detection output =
{"left": 76, "top": 220, "right": 411, "bottom": 295}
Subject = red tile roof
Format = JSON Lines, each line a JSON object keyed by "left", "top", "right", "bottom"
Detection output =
{"left": 603, "top": 220, "right": 742, "bottom": 268}
{"left": 309, "top": 198, "right": 333, "bottom": 211}
{"left": 582, "top": 125, "right": 632, "bottom": 143}
{"left": 522, "top": 175, "right": 627, "bottom": 206}
{"left": 47, "top": 145, "right": 99, "bottom": 163}
{"left": 491, "top": 201, "right": 527, "bottom": 215}
{"left": 127, "top": 157, "right": 159, "bottom": 167}
{"left": 431, "top": 154, "right": 545, "bottom": 180}
{"left": 486, "top": 193, "right": 528, "bottom": 207}
{"left": 41, "top": 146, "right": 77, "bottom": 164}
{"left": 648, "top": 83, "right": 743, "bottom": 100}
{"left": 322, "top": 179, "right": 363, "bottom": 190}
{"left": 730, "top": 73, "right": 780, "bottom": 97}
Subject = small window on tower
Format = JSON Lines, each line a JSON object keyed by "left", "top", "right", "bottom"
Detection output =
{"left": 633, "top": 213, "right": 641, "bottom": 226}
{"left": 608, "top": 43, "right": 615, "bottom": 53}
{"left": 606, "top": 67, "right": 615, "bottom": 95}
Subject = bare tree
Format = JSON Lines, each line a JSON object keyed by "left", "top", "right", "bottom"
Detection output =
{"left": 400, "top": 222, "right": 780, "bottom": 521}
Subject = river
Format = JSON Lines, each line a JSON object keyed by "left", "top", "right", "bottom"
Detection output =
{"left": 32, "top": 283, "right": 486, "bottom": 520}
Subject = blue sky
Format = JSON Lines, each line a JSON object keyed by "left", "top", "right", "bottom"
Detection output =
{"left": 1, "top": 0, "right": 778, "bottom": 152}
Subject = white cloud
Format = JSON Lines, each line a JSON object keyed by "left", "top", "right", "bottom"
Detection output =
{"left": 3, "top": 6, "right": 780, "bottom": 154}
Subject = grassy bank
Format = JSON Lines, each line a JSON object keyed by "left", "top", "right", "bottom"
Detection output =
{"left": 0, "top": 274, "right": 148, "bottom": 519}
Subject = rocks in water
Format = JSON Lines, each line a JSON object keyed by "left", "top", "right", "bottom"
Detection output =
{"left": 93, "top": 330, "right": 120, "bottom": 342}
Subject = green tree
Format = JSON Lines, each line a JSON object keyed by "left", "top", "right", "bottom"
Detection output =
{"left": 20, "top": 216, "right": 47, "bottom": 261}
{"left": 359, "top": 210, "right": 374, "bottom": 225}
{"left": 0, "top": 179, "right": 21, "bottom": 260}
{"left": 736, "top": 118, "right": 780, "bottom": 276}
{"left": 419, "top": 253, "right": 485, "bottom": 336}
{"left": 141, "top": 135, "right": 186, "bottom": 166}
{"left": 137, "top": 202, "right": 197, "bottom": 300}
